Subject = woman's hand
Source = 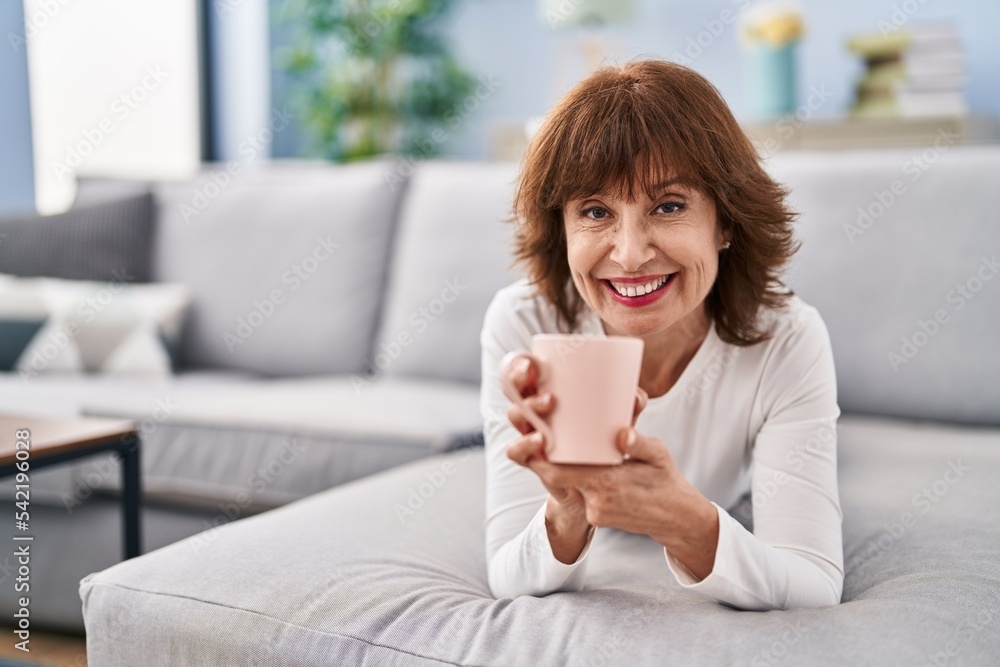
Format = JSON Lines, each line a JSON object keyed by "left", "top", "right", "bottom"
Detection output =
{"left": 578, "top": 427, "right": 719, "bottom": 580}
{"left": 504, "top": 356, "right": 649, "bottom": 563}
{"left": 504, "top": 357, "right": 649, "bottom": 520}
{"left": 510, "top": 406, "right": 719, "bottom": 578}
{"left": 503, "top": 357, "right": 584, "bottom": 520}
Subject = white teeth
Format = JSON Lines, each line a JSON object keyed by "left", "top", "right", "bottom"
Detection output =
{"left": 609, "top": 275, "right": 669, "bottom": 297}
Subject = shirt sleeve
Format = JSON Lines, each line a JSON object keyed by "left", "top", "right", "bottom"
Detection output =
{"left": 481, "top": 288, "right": 597, "bottom": 598}
{"left": 662, "top": 306, "right": 845, "bottom": 610}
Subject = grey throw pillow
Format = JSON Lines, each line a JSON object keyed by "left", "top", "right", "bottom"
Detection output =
{"left": 0, "top": 191, "right": 154, "bottom": 283}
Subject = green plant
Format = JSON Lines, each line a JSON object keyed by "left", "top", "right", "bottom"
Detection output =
{"left": 276, "top": 0, "right": 477, "bottom": 162}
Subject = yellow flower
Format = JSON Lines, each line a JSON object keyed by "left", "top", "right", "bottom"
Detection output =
{"left": 741, "top": 9, "right": 805, "bottom": 48}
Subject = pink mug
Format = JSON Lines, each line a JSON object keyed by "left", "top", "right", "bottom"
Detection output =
{"left": 499, "top": 334, "right": 644, "bottom": 464}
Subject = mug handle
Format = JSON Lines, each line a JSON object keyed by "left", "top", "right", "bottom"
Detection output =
{"left": 498, "top": 349, "right": 555, "bottom": 455}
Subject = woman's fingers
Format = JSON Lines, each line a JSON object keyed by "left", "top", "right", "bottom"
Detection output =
{"left": 506, "top": 431, "right": 547, "bottom": 467}
{"left": 506, "top": 357, "right": 538, "bottom": 398}
{"left": 506, "top": 434, "right": 574, "bottom": 494}
{"left": 632, "top": 386, "right": 648, "bottom": 426}
{"left": 616, "top": 427, "right": 668, "bottom": 466}
{"left": 506, "top": 392, "right": 556, "bottom": 434}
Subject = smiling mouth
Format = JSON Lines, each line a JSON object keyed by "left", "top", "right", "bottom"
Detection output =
{"left": 602, "top": 274, "right": 674, "bottom": 298}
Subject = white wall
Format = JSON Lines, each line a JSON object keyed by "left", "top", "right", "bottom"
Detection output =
{"left": 25, "top": 0, "right": 202, "bottom": 214}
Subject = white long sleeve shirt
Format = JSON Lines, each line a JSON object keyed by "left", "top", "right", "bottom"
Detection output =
{"left": 480, "top": 278, "right": 844, "bottom": 610}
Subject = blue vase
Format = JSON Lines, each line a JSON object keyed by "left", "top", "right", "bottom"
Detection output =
{"left": 748, "top": 42, "right": 797, "bottom": 119}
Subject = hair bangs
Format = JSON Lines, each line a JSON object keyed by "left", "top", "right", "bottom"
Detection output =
{"left": 542, "top": 93, "right": 704, "bottom": 209}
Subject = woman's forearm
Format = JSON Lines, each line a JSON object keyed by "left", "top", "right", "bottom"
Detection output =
{"left": 658, "top": 493, "right": 720, "bottom": 581}
{"left": 544, "top": 495, "right": 593, "bottom": 564}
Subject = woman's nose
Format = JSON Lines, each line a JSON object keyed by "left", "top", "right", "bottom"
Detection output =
{"left": 609, "top": 218, "right": 655, "bottom": 272}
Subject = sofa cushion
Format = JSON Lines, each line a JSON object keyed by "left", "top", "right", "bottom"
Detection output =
{"left": 0, "top": 191, "right": 154, "bottom": 282}
{"left": 0, "top": 369, "right": 261, "bottom": 506}
{"left": 769, "top": 145, "right": 1000, "bottom": 425}
{"left": 1, "top": 273, "right": 191, "bottom": 376}
{"left": 373, "top": 161, "right": 523, "bottom": 385}
{"left": 151, "top": 160, "right": 404, "bottom": 376}
{"left": 0, "top": 273, "right": 47, "bottom": 370}
{"left": 0, "top": 369, "right": 260, "bottom": 420}
{"left": 81, "top": 415, "right": 1000, "bottom": 665}
{"left": 76, "top": 376, "right": 482, "bottom": 511}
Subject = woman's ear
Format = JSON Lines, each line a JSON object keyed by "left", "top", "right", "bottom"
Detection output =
{"left": 716, "top": 226, "right": 732, "bottom": 252}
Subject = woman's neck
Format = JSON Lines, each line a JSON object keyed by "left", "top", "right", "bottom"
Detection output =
{"left": 606, "top": 305, "right": 713, "bottom": 400}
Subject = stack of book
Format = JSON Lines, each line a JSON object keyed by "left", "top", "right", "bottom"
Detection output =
{"left": 847, "top": 24, "right": 966, "bottom": 119}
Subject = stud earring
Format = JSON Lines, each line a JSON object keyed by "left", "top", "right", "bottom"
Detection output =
{"left": 721, "top": 241, "right": 731, "bottom": 250}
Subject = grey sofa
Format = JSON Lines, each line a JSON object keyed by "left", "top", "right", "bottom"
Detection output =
{"left": 10, "top": 145, "right": 1000, "bottom": 663}
{"left": 0, "top": 159, "right": 521, "bottom": 630}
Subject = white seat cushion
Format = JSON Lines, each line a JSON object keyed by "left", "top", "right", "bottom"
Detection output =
{"left": 77, "top": 376, "right": 482, "bottom": 510}
{"left": 81, "top": 415, "right": 1000, "bottom": 666}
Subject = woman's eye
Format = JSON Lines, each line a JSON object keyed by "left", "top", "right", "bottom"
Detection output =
{"left": 658, "top": 201, "right": 685, "bottom": 214}
{"left": 581, "top": 206, "right": 609, "bottom": 220}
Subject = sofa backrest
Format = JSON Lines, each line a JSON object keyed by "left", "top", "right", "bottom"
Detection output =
{"left": 372, "top": 161, "right": 523, "bottom": 386}
{"left": 150, "top": 160, "right": 404, "bottom": 377}
{"left": 770, "top": 145, "right": 1000, "bottom": 426}
{"left": 74, "top": 147, "right": 1000, "bottom": 427}
{"left": 375, "top": 150, "right": 1000, "bottom": 425}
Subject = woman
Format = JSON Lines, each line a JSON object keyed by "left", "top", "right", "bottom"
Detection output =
{"left": 480, "top": 59, "right": 842, "bottom": 611}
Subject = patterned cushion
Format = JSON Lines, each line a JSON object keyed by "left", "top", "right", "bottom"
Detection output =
{"left": 0, "top": 191, "right": 154, "bottom": 282}
{"left": 0, "top": 273, "right": 191, "bottom": 376}
{"left": 0, "top": 274, "right": 47, "bottom": 370}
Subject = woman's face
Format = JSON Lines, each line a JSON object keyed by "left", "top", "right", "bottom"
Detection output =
{"left": 563, "top": 179, "right": 727, "bottom": 338}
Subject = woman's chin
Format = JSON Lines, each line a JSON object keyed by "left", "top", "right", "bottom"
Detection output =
{"left": 601, "top": 310, "right": 676, "bottom": 338}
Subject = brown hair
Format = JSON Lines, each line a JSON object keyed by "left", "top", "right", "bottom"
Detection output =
{"left": 511, "top": 59, "right": 798, "bottom": 346}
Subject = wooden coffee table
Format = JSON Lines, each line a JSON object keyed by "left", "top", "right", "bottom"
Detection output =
{"left": 0, "top": 413, "right": 142, "bottom": 560}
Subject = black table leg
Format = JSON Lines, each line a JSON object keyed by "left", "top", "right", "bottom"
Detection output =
{"left": 118, "top": 434, "right": 142, "bottom": 559}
